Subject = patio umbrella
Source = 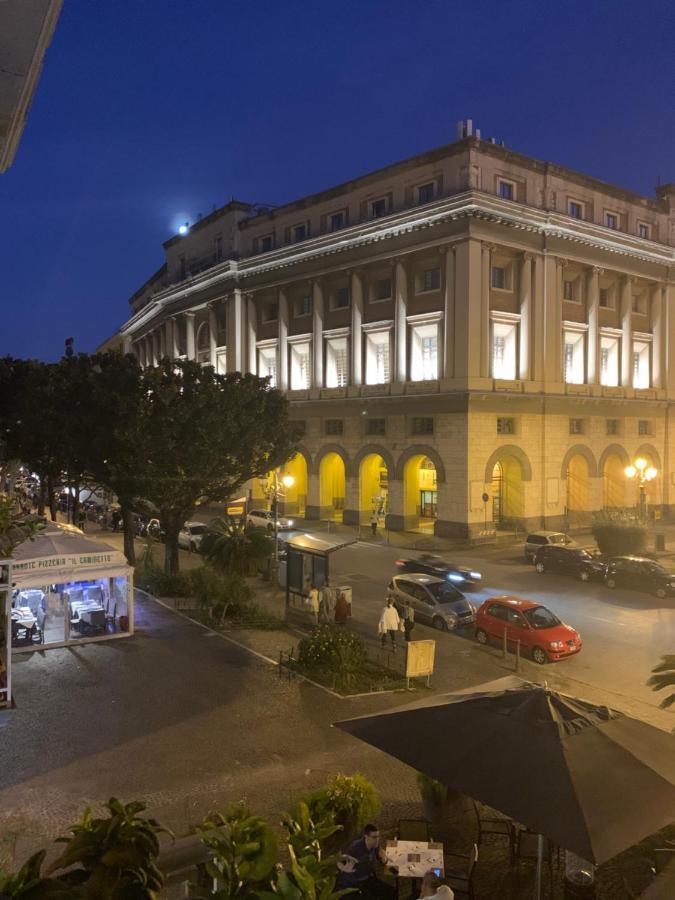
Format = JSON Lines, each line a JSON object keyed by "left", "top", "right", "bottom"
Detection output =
{"left": 334, "top": 676, "right": 675, "bottom": 866}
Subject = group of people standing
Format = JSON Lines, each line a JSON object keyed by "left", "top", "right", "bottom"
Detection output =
{"left": 378, "top": 598, "right": 414, "bottom": 649}
{"left": 307, "top": 579, "right": 350, "bottom": 625}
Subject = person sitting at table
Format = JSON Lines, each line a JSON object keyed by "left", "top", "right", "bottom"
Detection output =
{"left": 337, "top": 823, "right": 395, "bottom": 898}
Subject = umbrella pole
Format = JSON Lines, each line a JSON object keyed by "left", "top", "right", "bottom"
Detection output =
{"left": 535, "top": 833, "right": 543, "bottom": 900}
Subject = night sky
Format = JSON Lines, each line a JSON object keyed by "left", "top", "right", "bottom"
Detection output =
{"left": 1, "top": 0, "right": 673, "bottom": 362}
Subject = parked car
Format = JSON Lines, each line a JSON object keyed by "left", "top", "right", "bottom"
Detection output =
{"left": 177, "top": 522, "right": 208, "bottom": 552}
{"left": 387, "top": 573, "right": 476, "bottom": 631}
{"left": 524, "top": 531, "right": 576, "bottom": 563}
{"left": 604, "top": 556, "right": 675, "bottom": 598}
{"left": 475, "top": 596, "right": 582, "bottom": 664}
{"left": 246, "top": 509, "right": 294, "bottom": 531}
{"left": 395, "top": 554, "right": 482, "bottom": 588}
{"left": 534, "top": 545, "right": 606, "bottom": 582}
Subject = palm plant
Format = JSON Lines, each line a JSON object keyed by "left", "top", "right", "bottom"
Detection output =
{"left": 648, "top": 655, "right": 675, "bottom": 708}
{"left": 201, "top": 517, "right": 273, "bottom": 576}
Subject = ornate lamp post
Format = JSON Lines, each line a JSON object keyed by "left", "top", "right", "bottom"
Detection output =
{"left": 270, "top": 471, "right": 295, "bottom": 573}
{"left": 624, "top": 458, "right": 657, "bottom": 522}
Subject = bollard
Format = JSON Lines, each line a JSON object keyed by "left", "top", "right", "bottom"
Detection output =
{"left": 515, "top": 640, "right": 521, "bottom": 672}
{"left": 503, "top": 629, "right": 508, "bottom": 659}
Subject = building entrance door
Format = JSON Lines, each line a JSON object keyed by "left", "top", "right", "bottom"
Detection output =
{"left": 419, "top": 490, "right": 437, "bottom": 518}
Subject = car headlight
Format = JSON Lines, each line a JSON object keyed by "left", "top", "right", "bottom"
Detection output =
{"left": 448, "top": 573, "right": 463, "bottom": 582}
{"left": 469, "top": 571, "right": 482, "bottom": 580}
{"left": 287, "top": 520, "right": 294, "bottom": 526}
{"left": 549, "top": 641, "right": 564, "bottom": 650}
{"left": 446, "top": 613, "right": 458, "bottom": 624}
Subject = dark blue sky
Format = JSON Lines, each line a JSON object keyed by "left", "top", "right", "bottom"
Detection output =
{"left": 1, "top": 0, "right": 673, "bottom": 361}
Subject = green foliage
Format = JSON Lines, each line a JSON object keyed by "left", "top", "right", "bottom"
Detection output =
{"left": 648, "top": 655, "right": 675, "bottom": 708}
{"left": 0, "top": 493, "right": 42, "bottom": 557}
{"left": 297, "top": 626, "right": 366, "bottom": 688}
{"left": 302, "top": 774, "right": 380, "bottom": 849}
{"left": 592, "top": 511, "right": 647, "bottom": 556}
{"left": 201, "top": 517, "right": 274, "bottom": 577}
{"left": 416, "top": 772, "right": 448, "bottom": 805}
{"left": 0, "top": 851, "right": 72, "bottom": 898}
{"left": 193, "top": 804, "right": 277, "bottom": 898}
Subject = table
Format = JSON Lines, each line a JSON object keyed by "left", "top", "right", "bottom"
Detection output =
{"left": 385, "top": 839, "right": 444, "bottom": 878}
{"left": 17, "top": 589, "right": 45, "bottom": 612}
{"left": 70, "top": 599, "right": 105, "bottom": 628}
{"left": 11, "top": 606, "right": 36, "bottom": 629}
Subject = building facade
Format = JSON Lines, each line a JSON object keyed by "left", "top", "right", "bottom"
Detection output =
{"left": 116, "top": 129, "right": 675, "bottom": 537}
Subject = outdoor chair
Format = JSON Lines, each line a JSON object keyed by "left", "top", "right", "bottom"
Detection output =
{"left": 11, "top": 620, "right": 31, "bottom": 647}
{"left": 444, "top": 842, "right": 478, "bottom": 899}
{"left": 513, "top": 828, "right": 554, "bottom": 893}
{"left": 86, "top": 609, "right": 107, "bottom": 634}
{"left": 472, "top": 800, "right": 516, "bottom": 863}
{"left": 32, "top": 609, "right": 46, "bottom": 644}
{"left": 397, "top": 818, "right": 431, "bottom": 842}
{"left": 105, "top": 601, "right": 117, "bottom": 632}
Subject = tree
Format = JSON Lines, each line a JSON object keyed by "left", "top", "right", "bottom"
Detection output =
{"left": 0, "top": 493, "right": 41, "bottom": 557}
{"left": 201, "top": 518, "right": 273, "bottom": 576}
{"left": 648, "top": 655, "right": 675, "bottom": 709}
{"left": 137, "top": 360, "right": 298, "bottom": 574}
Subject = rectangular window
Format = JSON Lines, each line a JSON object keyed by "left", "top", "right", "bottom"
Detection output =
{"left": 497, "top": 417, "right": 515, "bottom": 435}
{"left": 638, "top": 222, "right": 650, "bottom": 239}
{"left": 365, "top": 418, "right": 386, "bottom": 435}
{"left": 600, "top": 335, "right": 619, "bottom": 386}
{"left": 417, "top": 182, "right": 435, "bottom": 204}
{"left": 491, "top": 320, "right": 518, "bottom": 380}
{"left": 375, "top": 277, "right": 392, "bottom": 300}
{"left": 410, "top": 322, "right": 438, "bottom": 381}
{"left": 599, "top": 288, "right": 610, "bottom": 308}
{"left": 365, "top": 331, "right": 391, "bottom": 385}
{"left": 563, "top": 280, "right": 575, "bottom": 301}
{"left": 290, "top": 342, "right": 311, "bottom": 390}
{"left": 371, "top": 198, "right": 387, "bottom": 218}
{"left": 491, "top": 266, "right": 506, "bottom": 289}
{"left": 293, "top": 223, "right": 307, "bottom": 242}
{"left": 563, "top": 330, "right": 585, "bottom": 384}
{"left": 334, "top": 287, "right": 350, "bottom": 309}
{"left": 259, "top": 234, "right": 273, "bottom": 253}
{"left": 498, "top": 180, "right": 514, "bottom": 200}
{"left": 422, "top": 268, "right": 440, "bottom": 291}
{"left": 257, "top": 346, "right": 277, "bottom": 387}
{"left": 569, "top": 201, "right": 583, "bottom": 219}
{"left": 633, "top": 340, "right": 650, "bottom": 389}
{"left": 569, "top": 418, "right": 584, "bottom": 435}
{"left": 297, "top": 295, "right": 312, "bottom": 317}
{"left": 605, "top": 212, "right": 618, "bottom": 230}
{"left": 325, "top": 336, "right": 349, "bottom": 388}
{"left": 325, "top": 419, "right": 343, "bottom": 436}
{"left": 263, "top": 302, "right": 278, "bottom": 322}
{"left": 329, "top": 211, "right": 345, "bottom": 232}
{"left": 411, "top": 417, "right": 434, "bottom": 435}
{"left": 638, "top": 420, "right": 650, "bottom": 436}
{"left": 606, "top": 419, "right": 619, "bottom": 435}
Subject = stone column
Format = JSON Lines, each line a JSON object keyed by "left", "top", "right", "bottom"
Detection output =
{"left": 480, "top": 243, "right": 492, "bottom": 377}
{"left": 135, "top": 340, "right": 145, "bottom": 367}
{"left": 305, "top": 472, "right": 320, "bottom": 520}
{"left": 394, "top": 260, "right": 408, "bottom": 382}
{"left": 278, "top": 288, "right": 289, "bottom": 391}
{"left": 208, "top": 303, "right": 218, "bottom": 368}
{"left": 163, "top": 319, "right": 173, "bottom": 361}
{"left": 227, "top": 289, "right": 244, "bottom": 372}
{"left": 384, "top": 478, "right": 404, "bottom": 532}
{"left": 454, "top": 238, "right": 482, "bottom": 379}
{"left": 586, "top": 267, "right": 602, "bottom": 384}
{"left": 664, "top": 284, "right": 675, "bottom": 394}
{"left": 185, "top": 313, "right": 196, "bottom": 361}
{"left": 542, "top": 255, "right": 562, "bottom": 382}
{"left": 620, "top": 276, "right": 633, "bottom": 387}
{"left": 151, "top": 332, "right": 159, "bottom": 366}
{"left": 342, "top": 476, "right": 360, "bottom": 526}
{"left": 651, "top": 283, "right": 663, "bottom": 389}
{"left": 171, "top": 317, "right": 180, "bottom": 358}
{"left": 351, "top": 270, "right": 364, "bottom": 385}
{"left": 443, "top": 246, "right": 455, "bottom": 378}
{"left": 247, "top": 294, "right": 257, "bottom": 375}
{"left": 519, "top": 253, "right": 532, "bottom": 381}
{"left": 312, "top": 280, "right": 324, "bottom": 388}
{"left": 532, "top": 254, "right": 545, "bottom": 382}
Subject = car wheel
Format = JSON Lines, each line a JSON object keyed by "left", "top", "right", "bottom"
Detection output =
{"left": 432, "top": 616, "right": 447, "bottom": 632}
{"left": 532, "top": 646, "right": 548, "bottom": 665}
{"left": 606, "top": 577, "right": 617, "bottom": 589}
{"left": 535, "top": 562, "right": 545, "bottom": 574}
{"left": 475, "top": 628, "right": 488, "bottom": 645}
{"left": 655, "top": 587, "right": 667, "bottom": 599}
{"left": 579, "top": 569, "right": 590, "bottom": 582}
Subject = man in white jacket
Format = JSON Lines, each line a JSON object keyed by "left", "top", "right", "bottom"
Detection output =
{"left": 378, "top": 598, "right": 401, "bottom": 649}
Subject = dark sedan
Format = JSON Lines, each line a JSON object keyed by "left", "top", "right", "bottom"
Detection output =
{"left": 395, "top": 553, "right": 482, "bottom": 588}
{"left": 534, "top": 545, "right": 607, "bottom": 582}
{"left": 605, "top": 556, "right": 675, "bottom": 598}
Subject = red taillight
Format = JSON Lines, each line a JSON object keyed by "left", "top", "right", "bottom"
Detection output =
{"left": 395, "top": 560, "right": 405, "bottom": 566}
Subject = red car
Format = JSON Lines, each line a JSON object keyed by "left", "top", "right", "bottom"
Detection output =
{"left": 475, "top": 596, "right": 582, "bottom": 664}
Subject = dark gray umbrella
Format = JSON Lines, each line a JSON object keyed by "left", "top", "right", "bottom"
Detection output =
{"left": 334, "top": 676, "right": 675, "bottom": 865}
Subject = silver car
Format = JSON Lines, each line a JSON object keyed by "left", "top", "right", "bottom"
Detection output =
{"left": 246, "top": 509, "right": 294, "bottom": 531}
{"left": 524, "top": 531, "right": 576, "bottom": 563}
{"left": 177, "top": 521, "right": 208, "bottom": 552}
{"left": 387, "top": 573, "right": 476, "bottom": 631}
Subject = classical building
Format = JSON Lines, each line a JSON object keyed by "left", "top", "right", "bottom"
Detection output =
{"left": 115, "top": 124, "right": 675, "bottom": 537}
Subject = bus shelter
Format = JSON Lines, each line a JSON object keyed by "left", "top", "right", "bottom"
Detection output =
{"left": 284, "top": 532, "right": 356, "bottom": 612}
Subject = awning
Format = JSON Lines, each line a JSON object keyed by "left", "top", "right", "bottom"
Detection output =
{"left": 285, "top": 533, "right": 357, "bottom": 555}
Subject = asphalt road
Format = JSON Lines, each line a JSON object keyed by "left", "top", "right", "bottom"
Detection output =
{"left": 326, "top": 540, "right": 675, "bottom": 718}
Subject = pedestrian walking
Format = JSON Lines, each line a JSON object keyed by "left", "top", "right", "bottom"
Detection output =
{"left": 334, "top": 589, "right": 349, "bottom": 625}
{"left": 307, "top": 586, "right": 320, "bottom": 625}
{"left": 402, "top": 601, "right": 415, "bottom": 642}
{"left": 370, "top": 511, "right": 378, "bottom": 536}
{"left": 319, "top": 579, "right": 336, "bottom": 624}
{"left": 378, "top": 598, "right": 401, "bottom": 650}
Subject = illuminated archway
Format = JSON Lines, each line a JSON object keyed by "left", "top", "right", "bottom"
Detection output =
{"left": 403, "top": 455, "right": 437, "bottom": 531}
{"left": 359, "top": 454, "right": 388, "bottom": 523}
{"left": 283, "top": 453, "right": 308, "bottom": 517}
{"left": 490, "top": 456, "right": 524, "bottom": 527}
{"left": 566, "top": 454, "right": 592, "bottom": 526}
{"left": 320, "top": 452, "right": 345, "bottom": 521}
{"left": 603, "top": 454, "right": 627, "bottom": 510}
{"left": 196, "top": 322, "right": 211, "bottom": 365}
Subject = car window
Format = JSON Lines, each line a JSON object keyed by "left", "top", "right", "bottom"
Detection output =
{"left": 646, "top": 562, "right": 668, "bottom": 575}
{"left": 523, "top": 606, "right": 561, "bottom": 629}
{"left": 528, "top": 535, "right": 544, "bottom": 545}
{"left": 396, "top": 579, "right": 416, "bottom": 597}
{"left": 190, "top": 525, "right": 207, "bottom": 535}
{"left": 507, "top": 609, "right": 527, "bottom": 628}
{"left": 487, "top": 604, "right": 508, "bottom": 620}
{"left": 426, "top": 582, "right": 463, "bottom": 603}
{"left": 415, "top": 586, "right": 436, "bottom": 605}
{"left": 574, "top": 550, "right": 592, "bottom": 561}
{"left": 549, "top": 534, "right": 566, "bottom": 545}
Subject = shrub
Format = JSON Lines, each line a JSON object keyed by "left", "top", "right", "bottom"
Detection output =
{"left": 592, "top": 512, "right": 647, "bottom": 557}
{"left": 297, "top": 626, "right": 366, "bottom": 679}
{"left": 302, "top": 774, "right": 380, "bottom": 849}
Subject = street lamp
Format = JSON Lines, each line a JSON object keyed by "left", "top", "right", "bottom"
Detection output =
{"left": 271, "top": 471, "right": 294, "bottom": 577}
{"left": 625, "top": 457, "right": 657, "bottom": 521}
